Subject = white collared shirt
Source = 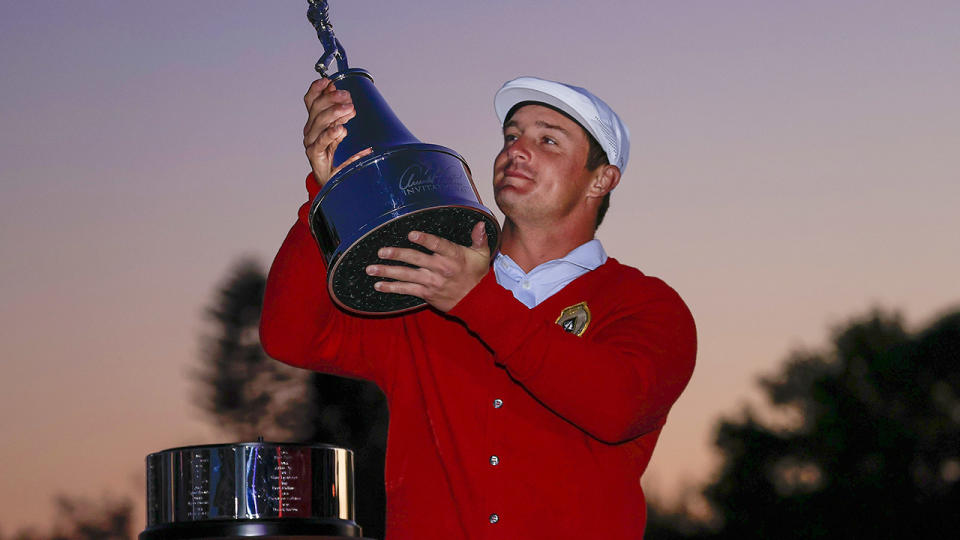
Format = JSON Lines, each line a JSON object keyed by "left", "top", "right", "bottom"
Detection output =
{"left": 492, "top": 239, "right": 608, "bottom": 308}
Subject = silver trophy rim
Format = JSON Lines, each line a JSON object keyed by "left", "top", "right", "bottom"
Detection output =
{"left": 146, "top": 441, "right": 354, "bottom": 460}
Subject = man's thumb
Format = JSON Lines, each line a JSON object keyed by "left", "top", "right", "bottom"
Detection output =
{"left": 470, "top": 221, "right": 489, "bottom": 255}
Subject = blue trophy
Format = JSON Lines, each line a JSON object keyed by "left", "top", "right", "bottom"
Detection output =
{"left": 306, "top": 0, "right": 501, "bottom": 315}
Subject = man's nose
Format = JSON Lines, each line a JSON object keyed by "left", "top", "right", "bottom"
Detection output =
{"left": 507, "top": 137, "right": 531, "bottom": 160}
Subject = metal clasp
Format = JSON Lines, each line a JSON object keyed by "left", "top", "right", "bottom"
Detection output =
{"left": 307, "top": 0, "right": 349, "bottom": 77}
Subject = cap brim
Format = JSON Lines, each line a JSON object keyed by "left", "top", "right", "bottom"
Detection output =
{"left": 495, "top": 87, "right": 596, "bottom": 143}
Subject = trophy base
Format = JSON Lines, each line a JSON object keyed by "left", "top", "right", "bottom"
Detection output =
{"left": 328, "top": 206, "right": 499, "bottom": 315}
{"left": 139, "top": 518, "right": 363, "bottom": 540}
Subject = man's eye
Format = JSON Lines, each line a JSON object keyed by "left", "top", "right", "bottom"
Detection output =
{"left": 504, "top": 134, "right": 518, "bottom": 143}
{"left": 542, "top": 137, "right": 557, "bottom": 145}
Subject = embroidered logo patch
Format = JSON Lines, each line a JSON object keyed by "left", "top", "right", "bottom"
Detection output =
{"left": 556, "top": 302, "right": 591, "bottom": 337}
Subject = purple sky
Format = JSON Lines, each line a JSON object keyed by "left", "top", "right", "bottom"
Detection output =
{"left": 2, "top": 0, "right": 959, "bottom": 533}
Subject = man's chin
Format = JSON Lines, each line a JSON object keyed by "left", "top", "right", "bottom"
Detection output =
{"left": 494, "top": 187, "right": 530, "bottom": 215}
{"left": 493, "top": 189, "right": 516, "bottom": 213}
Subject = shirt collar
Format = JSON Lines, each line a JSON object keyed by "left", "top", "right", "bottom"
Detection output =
{"left": 494, "top": 239, "right": 607, "bottom": 276}
{"left": 558, "top": 238, "right": 608, "bottom": 270}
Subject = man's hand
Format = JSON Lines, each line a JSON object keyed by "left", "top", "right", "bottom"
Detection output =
{"left": 303, "top": 78, "right": 372, "bottom": 187}
{"left": 365, "top": 222, "right": 491, "bottom": 312}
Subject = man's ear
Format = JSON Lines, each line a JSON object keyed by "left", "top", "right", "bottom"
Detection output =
{"left": 588, "top": 165, "right": 621, "bottom": 199}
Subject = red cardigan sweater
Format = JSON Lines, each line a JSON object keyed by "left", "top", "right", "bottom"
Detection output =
{"left": 260, "top": 177, "right": 697, "bottom": 539}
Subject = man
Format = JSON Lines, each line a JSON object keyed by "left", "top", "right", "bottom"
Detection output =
{"left": 260, "top": 76, "right": 697, "bottom": 539}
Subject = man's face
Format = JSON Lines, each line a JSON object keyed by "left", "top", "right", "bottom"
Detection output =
{"left": 493, "top": 104, "right": 595, "bottom": 225}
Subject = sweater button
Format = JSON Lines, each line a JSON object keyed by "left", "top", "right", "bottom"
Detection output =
{"left": 489, "top": 513, "right": 499, "bottom": 524}
{"left": 489, "top": 455, "right": 500, "bottom": 466}
{"left": 493, "top": 398, "right": 503, "bottom": 409}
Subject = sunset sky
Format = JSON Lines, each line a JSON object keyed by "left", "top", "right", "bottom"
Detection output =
{"left": 2, "top": 1, "right": 959, "bottom": 534}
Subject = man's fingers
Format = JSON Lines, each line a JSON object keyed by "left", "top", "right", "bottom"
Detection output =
{"left": 303, "top": 80, "right": 363, "bottom": 188}
{"left": 366, "top": 263, "right": 435, "bottom": 285}
{"left": 407, "top": 230, "right": 457, "bottom": 257}
{"left": 304, "top": 98, "right": 355, "bottom": 140}
{"left": 303, "top": 79, "right": 339, "bottom": 114}
{"left": 308, "top": 109, "right": 354, "bottom": 152}
{"left": 303, "top": 85, "right": 352, "bottom": 137}
{"left": 304, "top": 78, "right": 331, "bottom": 108}
{"left": 372, "top": 280, "right": 428, "bottom": 298}
{"left": 373, "top": 246, "right": 436, "bottom": 271}
{"left": 308, "top": 90, "right": 353, "bottom": 118}
{"left": 367, "top": 227, "right": 491, "bottom": 311}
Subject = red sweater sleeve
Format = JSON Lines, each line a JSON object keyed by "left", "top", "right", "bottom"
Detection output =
{"left": 448, "top": 265, "right": 697, "bottom": 444}
{"left": 259, "top": 174, "right": 400, "bottom": 387}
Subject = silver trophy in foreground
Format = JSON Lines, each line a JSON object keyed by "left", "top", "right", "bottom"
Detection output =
{"left": 140, "top": 442, "right": 368, "bottom": 539}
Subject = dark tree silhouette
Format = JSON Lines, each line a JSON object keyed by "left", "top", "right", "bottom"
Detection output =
{"left": 643, "top": 501, "right": 711, "bottom": 540}
{"left": 194, "top": 258, "right": 311, "bottom": 441}
{"left": 0, "top": 495, "right": 133, "bottom": 540}
{"left": 700, "top": 308, "right": 960, "bottom": 540}
{"left": 49, "top": 496, "right": 132, "bottom": 540}
{"left": 194, "top": 258, "right": 388, "bottom": 539}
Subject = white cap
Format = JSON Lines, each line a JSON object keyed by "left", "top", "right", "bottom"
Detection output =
{"left": 494, "top": 76, "right": 630, "bottom": 172}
